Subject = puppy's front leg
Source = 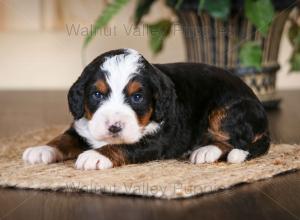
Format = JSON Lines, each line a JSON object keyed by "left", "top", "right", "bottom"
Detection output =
{"left": 75, "top": 143, "right": 162, "bottom": 170}
{"left": 22, "top": 127, "right": 86, "bottom": 164}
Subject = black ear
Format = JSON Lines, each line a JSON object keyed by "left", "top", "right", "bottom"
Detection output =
{"left": 150, "top": 66, "right": 176, "bottom": 122}
{"left": 67, "top": 67, "right": 91, "bottom": 120}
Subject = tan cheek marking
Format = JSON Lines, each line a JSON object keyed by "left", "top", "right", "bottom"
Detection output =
{"left": 96, "top": 79, "right": 108, "bottom": 94}
{"left": 84, "top": 104, "right": 93, "bottom": 120}
{"left": 138, "top": 107, "right": 153, "bottom": 127}
{"left": 127, "top": 81, "right": 142, "bottom": 96}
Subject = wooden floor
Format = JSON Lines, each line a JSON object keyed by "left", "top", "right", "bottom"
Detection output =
{"left": 0, "top": 90, "right": 299, "bottom": 220}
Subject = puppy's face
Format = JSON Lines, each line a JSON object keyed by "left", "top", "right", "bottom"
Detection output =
{"left": 70, "top": 49, "right": 160, "bottom": 144}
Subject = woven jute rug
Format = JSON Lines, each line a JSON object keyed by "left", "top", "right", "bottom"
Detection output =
{"left": 0, "top": 126, "right": 299, "bottom": 199}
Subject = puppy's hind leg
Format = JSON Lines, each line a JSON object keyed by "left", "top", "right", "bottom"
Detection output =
{"left": 219, "top": 99, "right": 271, "bottom": 163}
{"left": 190, "top": 99, "right": 270, "bottom": 164}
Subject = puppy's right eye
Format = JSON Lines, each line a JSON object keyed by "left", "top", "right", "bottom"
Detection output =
{"left": 92, "top": 91, "right": 103, "bottom": 100}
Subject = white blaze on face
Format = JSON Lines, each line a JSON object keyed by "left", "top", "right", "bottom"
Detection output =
{"left": 88, "top": 49, "right": 143, "bottom": 144}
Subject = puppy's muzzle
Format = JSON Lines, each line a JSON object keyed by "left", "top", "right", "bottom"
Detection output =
{"left": 108, "top": 123, "right": 122, "bottom": 134}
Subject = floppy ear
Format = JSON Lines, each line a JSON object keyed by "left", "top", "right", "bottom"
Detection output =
{"left": 67, "top": 67, "right": 91, "bottom": 120}
{"left": 150, "top": 66, "right": 176, "bottom": 122}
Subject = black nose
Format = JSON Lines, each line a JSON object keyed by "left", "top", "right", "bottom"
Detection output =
{"left": 108, "top": 125, "right": 122, "bottom": 134}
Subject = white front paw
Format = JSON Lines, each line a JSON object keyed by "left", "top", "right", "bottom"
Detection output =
{"left": 190, "top": 145, "right": 222, "bottom": 164}
{"left": 227, "top": 149, "right": 249, "bottom": 163}
{"left": 75, "top": 150, "right": 113, "bottom": 170}
{"left": 22, "top": 145, "right": 63, "bottom": 164}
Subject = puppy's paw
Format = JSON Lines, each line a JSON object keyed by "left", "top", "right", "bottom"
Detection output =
{"left": 22, "top": 145, "right": 63, "bottom": 164}
{"left": 75, "top": 150, "right": 113, "bottom": 170}
{"left": 190, "top": 145, "right": 222, "bottom": 164}
{"left": 227, "top": 149, "right": 249, "bottom": 163}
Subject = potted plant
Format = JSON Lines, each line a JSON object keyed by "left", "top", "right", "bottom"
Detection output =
{"left": 83, "top": 0, "right": 299, "bottom": 108}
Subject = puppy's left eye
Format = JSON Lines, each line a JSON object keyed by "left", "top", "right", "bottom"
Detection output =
{"left": 92, "top": 91, "right": 103, "bottom": 100}
{"left": 131, "top": 93, "right": 144, "bottom": 104}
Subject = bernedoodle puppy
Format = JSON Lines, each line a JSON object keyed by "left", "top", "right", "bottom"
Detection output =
{"left": 22, "top": 48, "right": 270, "bottom": 170}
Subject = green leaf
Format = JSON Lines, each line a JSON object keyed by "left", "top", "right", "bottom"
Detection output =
{"left": 201, "top": 0, "right": 230, "bottom": 20}
{"left": 198, "top": 0, "right": 205, "bottom": 12}
{"left": 245, "top": 0, "right": 274, "bottom": 36}
{"left": 148, "top": 19, "right": 172, "bottom": 54}
{"left": 239, "top": 41, "right": 262, "bottom": 69}
{"left": 83, "top": 0, "right": 129, "bottom": 48}
{"left": 290, "top": 52, "right": 300, "bottom": 71}
{"left": 134, "top": 0, "right": 155, "bottom": 25}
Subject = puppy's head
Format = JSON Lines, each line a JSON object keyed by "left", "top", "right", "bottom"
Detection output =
{"left": 68, "top": 49, "right": 174, "bottom": 144}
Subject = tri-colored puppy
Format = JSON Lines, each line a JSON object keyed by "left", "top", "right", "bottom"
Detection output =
{"left": 22, "top": 49, "right": 270, "bottom": 170}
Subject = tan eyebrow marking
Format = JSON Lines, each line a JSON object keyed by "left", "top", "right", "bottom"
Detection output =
{"left": 127, "top": 81, "right": 142, "bottom": 96}
{"left": 95, "top": 79, "right": 108, "bottom": 94}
